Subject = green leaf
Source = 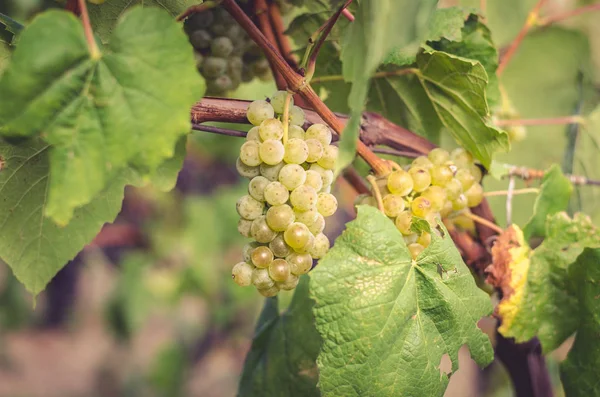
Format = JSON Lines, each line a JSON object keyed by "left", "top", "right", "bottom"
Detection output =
{"left": 0, "top": 138, "right": 138, "bottom": 296}
{"left": 561, "top": 248, "right": 600, "bottom": 397}
{"left": 416, "top": 51, "right": 509, "bottom": 168}
{"left": 0, "top": 8, "right": 203, "bottom": 225}
{"left": 238, "top": 276, "right": 321, "bottom": 397}
{"left": 310, "top": 206, "right": 493, "bottom": 397}
{"left": 0, "top": 41, "right": 10, "bottom": 75}
{"left": 498, "top": 213, "right": 600, "bottom": 352}
{"left": 523, "top": 165, "right": 573, "bottom": 240}
{"left": 0, "top": 12, "right": 24, "bottom": 39}
{"left": 337, "top": 0, "right": 437, "bottom": 172}
{"left": 149, "top": 134, "right": 187, "bottom": 192}
{"left": 89, "top": 0, "right": 197, "bottom": 43}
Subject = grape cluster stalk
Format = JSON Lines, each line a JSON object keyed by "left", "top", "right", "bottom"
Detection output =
{"left": 358, "top": 148, "right": 485, "bottom": 259}
{"left": 232, "top": 91, "right": 338, "bottom": 296}
{"left": 184, "top": 6, "right": 271, "bottom": 95}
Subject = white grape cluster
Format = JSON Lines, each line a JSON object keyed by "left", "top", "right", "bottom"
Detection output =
{"left": 184, "top": 6, "right": 270, "bottom": 95}
{"left": 232, "top": 91, "right": 339, "bottom": 296}
{"left": 359, "top": 148, "right": 484, "bottom": 259}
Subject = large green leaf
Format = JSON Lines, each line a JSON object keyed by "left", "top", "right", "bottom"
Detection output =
{"left": 0, "top": 8, "right": 203, "bottom": 225}
{"left": 310, "top": 206, "right": 493, "bottom": 397}
{"left": 561, "top": 248, "right": 600, "bottom": 397}
{"left": 238, "top": 276, "right": 321, "bottom": 397}
{"left": 337, "top": 0, "right": 437, "bottom": 172}
{"left": 497, "top": 213, "right": 600, "bottom": 352}
{"left": 416, "top": 51, "right": 509, "bottom": 168}
{"left": 523, "top": 165, "right": 572, "bottom": 240}
{"left": 0, "top": 138, "right": 137, "bottom": 295}
{"left": 89, "top": 0, "right": 197, "bottom": 43}
{"left": 0, "top": 41, "right": 9, "bottom": 75}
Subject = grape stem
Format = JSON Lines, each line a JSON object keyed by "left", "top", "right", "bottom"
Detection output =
{"left": 484, "top": 187, "right": 540, "bottom": 197}
{"left": 463, "top": 211, "right": 504, "bottom": 235}
{"left": 282, "top": 91, "right": 293, "bottom": 144}
{"left": 494, "top": 115, "right": 584, "bottom": 127}
{"left": 77, "top": 0, "right": 100, "bottom": 60}
{"left": 537, "top": 3, "right": 600, "bottom": 26}
{"left": 505, "top": 165, "right": 600, "bottom": 186}
{"left": 366, "top": 175, "right": 385, "bottom": 213}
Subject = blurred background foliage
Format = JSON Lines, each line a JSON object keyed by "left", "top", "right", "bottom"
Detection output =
{"left": 0, "top": 0, "right": 598, "bottom": 396}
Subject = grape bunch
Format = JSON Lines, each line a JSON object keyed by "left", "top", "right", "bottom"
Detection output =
{"left": 231, "top": 91, "right": 339, "bottom": 297}
{"left": 184, "top": 6, "right": 271, "bottom": 95}
{"left": 358, "top": 148, "right": 484, "bottom": 259}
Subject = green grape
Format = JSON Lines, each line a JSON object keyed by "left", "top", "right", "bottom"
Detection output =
{"left": 307, "top": 213, "right": 325, "bottom": 235}
{"left": 258, "top": 285, "right": 280, "bottom": 297}
{"left": 279, "top": 164, "right": 306, "bottom": 190}
{"left": 251, "top": 216, "right": 277, "bottom": 243}
{"left": 411, "top": 196, "right": 432, "bottom": 218}
{"left": 428, "top": 148, "right": 450, "bottom": 165}
{"left": 455, "top": 168, "right": 475, "bottom": 191}
{"left": 243, "top": 242, "right": 261, "bottom": 262}
{"left": 294, "top": 208, "right": 319, "bottom": 225}
{"left": 202, "top": 57, "right": 227, "bottom": 78}
{"left": 425, "top": 211, "right": 440, "bottom": 227}
{"left": 287, "top": 252, "right": 313, "bottom": 275}
{"left": 440, "top": 200, "right": 453, "bottom": 217}
{"left": 305, "top": 139, "right": 324, "bottom": 163}
{"left": 225, "top": 24, "right": 244, "bottom": 42}
{"left": 403, "top": 233, "right": 418, "bottom": 245}
{"left": 259, "top": 118, "right": 284, "bottom": 141}
{"left": 284, "top": 222, "right": 311, "bottom": 249}
{"left": 252, "top": 59, "right": 271, "bottom": 79}
{"left": 237, "top": 219, "right": 252, "bottom": 237}
{"left": 304, "top": 170, "right": 324, "bottom": 192}
{"left": 185, "top": 10, "right": 214, "bottom": 30}
{"left": 408, "top": 243, "right": 425, "bottom": 259}
{"left": 452, "top": 212, "right": 475, "bottom": 231}
{"left": 395, "top": 211, "right": 412, "bottom": 235}
{"left": 309, "top": 164, "right": 334, "bottom": 187}
{"left": 387, "top": 169, "right": 413, "bottom": 196}
{"left": 508, "top": 125, "right": 527, "bottom": 142}
{"left": 421, "top": 186, "right": 447, "bottom": 212}
{"left": 251, "top": 246, "right": 274, "bottom": 268}
{"left": 293, "top": 233, "right": 315, "bottom": 254}
{"left": 232, "top": 262, "right": 254, "bottom": 287}
{"left": 236, "top": 195, "right": 264, "bottom": 220}
{"left": 452, "top": 194, "right": 468, "bottom": 211}
{"left": 252, "top": 268, "right": 275, "bottom": 289}
{"left": 248, "top": 176, "right": 269, "bottom": 201}
{"left": 240, "top": 140, "right": 261, "bottom": 167}
{"left": 357, "top": 195, "right": 377, "bottom": 208}
{"left": 408, "top": 167, "right": 431, "bottom": 192}
{"left": 465, "top": 183, "right": 484, "bottom": 207}
{"left": 259, "top": 139, "right": 285, "bottom": 165}
{"left": 470, "top": 164, "right": 483, "bottom": 183}
{"left": 283, "top": 138, "right": 309, "bottom": 164}
{"left": 417, "top": 232, "right": 431, "bottom": 248}
{"left": 269, "top": 234, "right": 292, "bottom": 257}
{"left": 289, "top": 105, "right": 305, "bottom": 126}
{"left": 268, "top": 259, "right": 291, "bottom": 282}
{"left": 305, "top": 124, "right": 332, "bottom": 146}
{"left": 194, "top": 51, "right": 204, "bottom": 69}
{"left": 317, "top": 193, "right": 337, "bottom": 217}
{"left": 317, "top": 145, "right": 338, "bottom": 170}
{"left": 228, "top": 56, "right": 243, "bottom": 75}
{"left": 209, "top": 22, "right": 227, "bottom": 36}
{"left": 211, "top": 36, "right": 234, "bottom": 57}
{"left": 412, "top": 156, "right": 434, "bottom": 170}
{"left": 430, "top": 165, "right": 453, "bottom": 187}
{"left": 290, "top": 185, "right": 318, "bottom": 211}
{"left": 207, "top": 74, "right": 233, "bottom": 94}
{"left": 266, "top": 204, "right": 295, "bottom": 232}
{"left": 260, "top": 162, "right": 284, "bottom": 181}
{"left": 450, "top": 148, "right": 473, "bottom": 168}
{"left": 278, "top": 274, "right": 299, "bottom": 291}
{"left": 288, "top": 125, "right": 305, "bottom": 140}
{"left": 246, "top": 126, "right": 261, "bottom": 141}
{"left": 445, "top": 178, "right": 463, "bottom": 200}
{"left": 309, "top": 233, "right": 330, "bottom": 259}
{"left": 263, "top": 181, "right": 289, "bottom": 206}
{"left": 236, "top": 158, "right": 260, "bottom": 178}
{"left": 247, "top": 100, "right": 275, "bottom": 126}
{"left": 270, "top": 90, "right": 293, "bottom": 114}
{"left": 189, "top": 30, "right": 212, "bottom": 50}
{"left": 382, "top": 194, "right": 406, "bottom": 217}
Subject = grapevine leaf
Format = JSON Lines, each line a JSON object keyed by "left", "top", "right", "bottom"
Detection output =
{"left": 0, "top": 138, "right": 139, "bottom": 296}
{"left": 0, "top": 8, "right": 203, "bottom": 225}
{"left": 0, "top": 12, "right": 24, "bottom": 40}
{"left": 560, "top": 248, "right": 600, "bottom": 397}
{"left": 337, "top": 0, "right": 437, "bottom": 172}
{"left": 310, "top": 206, "right": 493, "bottom": 397}
{"left": 416, "top": 51, "right": 509, "bottom": 168}
{"left": 491, "top": 213, "right": 600, "bottom": 352}
{"left": 149, "top": 135, "right": 187, "bottom": 192}
{"left": 238, "top": 276, "right": 321, "bottom": 397}
{"left": 89, "top": 0, "right": 197, "bottom": 43}
{"left": 523, "top": 165, "right": 573, "bottom": 240}
{"left": 0, "top": 41, "right": 10, "bottom": 75}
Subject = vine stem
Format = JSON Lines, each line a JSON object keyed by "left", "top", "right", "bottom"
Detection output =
{"left": 366, "top": 175, "right": 385, "bottom": 212}
{"left": 253, "top": 0, "right": 287, "bottom": 90}
{"left": 484, "top": 188, "right": 539, "bottom": 197}
{"left": 497, "top": 0, "right": 548, "bottom": 76}
{"left": 538, "top": 3, "right": 600, "bottom": 26}
{"left": 494, "top": 115, "right": 584, "bottom": 127}
{"left": 341, "top": 8, "right": 355, "bottom": 22}
{"left": 506, "top": 165, "right": 600, "bottom": 186}
{"left": 221, "top": 0, "right": 390, "bottom": 176}
{"left": 77, "top": 0, "right": 100, "bottom": 59}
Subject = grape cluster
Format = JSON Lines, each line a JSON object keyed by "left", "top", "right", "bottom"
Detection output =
{"left": 359, "top": 148, "right": 484, "bottom": 259}
{"left": 232, "top": 92, "right": 338, "bottom": 296}
{"left": 184, "top": 6, "right": 271, "bottom": 95}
